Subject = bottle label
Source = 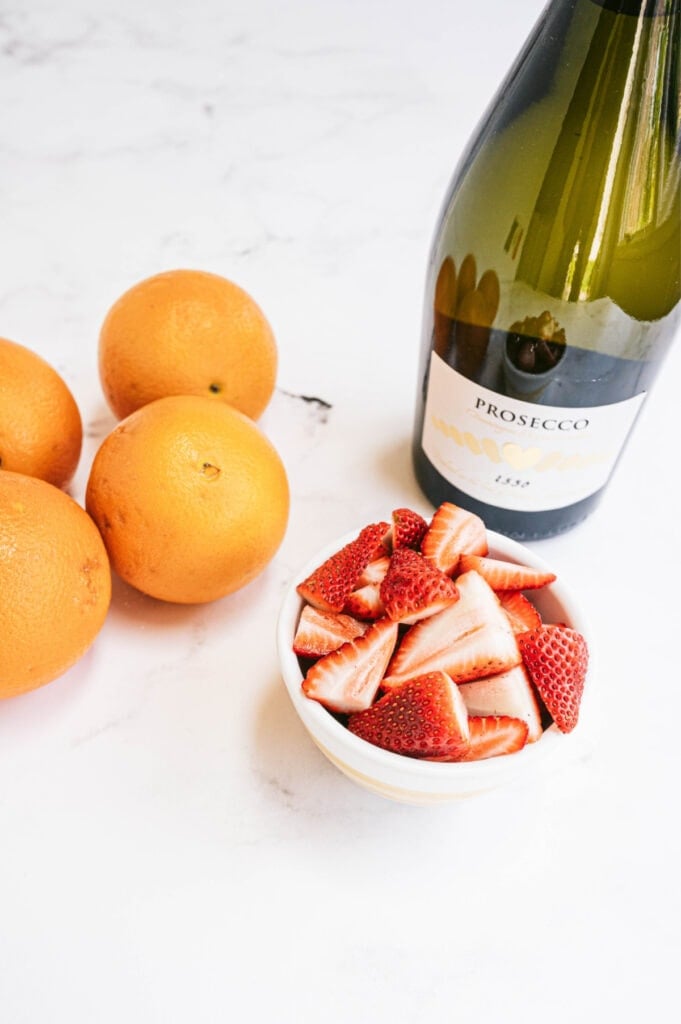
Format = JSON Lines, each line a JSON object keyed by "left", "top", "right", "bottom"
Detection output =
{"left": 421, "top": 352, "right": 646, "bottom": 512}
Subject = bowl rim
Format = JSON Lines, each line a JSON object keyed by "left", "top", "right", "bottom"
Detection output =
{"left": 277, "top": 522, "right": 589, "bottom": 783}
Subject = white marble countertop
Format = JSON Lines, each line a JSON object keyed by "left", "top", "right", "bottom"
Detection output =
{"left": 1, "top": 1, "right": 679, "bottom": 1020}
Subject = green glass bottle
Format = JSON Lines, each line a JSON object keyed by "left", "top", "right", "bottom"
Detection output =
{"left": 413, "top": 0, "right": 680, "bottom": 539}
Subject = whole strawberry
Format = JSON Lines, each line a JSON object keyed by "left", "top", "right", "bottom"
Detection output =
{"left": 517, "top": 625, "right": 588, "bottom": 733}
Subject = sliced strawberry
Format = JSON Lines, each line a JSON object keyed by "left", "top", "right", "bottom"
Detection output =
{"left": 302, "top": 617, "right": 398, "bottom": 714}
{"left": 347, "top": 670, "right": 470, "bottom": 759}
{"left": 390, "top": 507, "right": 429, "bottom": 551}
{"left": 379, "top": 547, "right": 459, "bottom": 625}
{"left": 458, "top": 664, "right": 543, "bottom": 742}
{"left": 458, "top": 554, "right": 556, "bottom": 591}
{"left": 498, "top": 590, "right": 543, "bottom": 633}
{"left": 462, "top": 716, "right": 529, "bottom": 761}
{"left": 292, "top": 605, "right": 367, "bottom": 658}
{"left": 517, "top": 625, "right": 588, "bottom": 734}
{"left": 344, "top": 583, "right": 385, "bottom": 621}
{"left": 421, "top": 502, "right": 488, "bottom": 575}
{"left": 296, "top": 521, "right": 390, "bottom": 613}
{"left": 383, "top": 569, "right": 520, "bottom": 688}
{"left": 357, "top": 555, "right": 391, "bottom": 587}
{"left": 355, "top": 521, "right": 390, "bottom": 562}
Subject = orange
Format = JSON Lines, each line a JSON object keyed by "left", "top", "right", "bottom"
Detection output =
{"left": 98, "top": 269, "right": 278, "bottom": 421}
{"left": 0, "top": 336, "right": 83, "bottom": 489}
{"left": 0, "top": 472, "right": 111, "bottom": 698}
{"left": 85, "top": 394, "right": 289, "bottom": 604}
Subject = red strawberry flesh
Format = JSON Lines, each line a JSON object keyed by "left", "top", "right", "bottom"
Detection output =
{"left": 391, "top": 507, "right": 429, "bottom": 551}
{"left": 294, "top": 502, "right": 580, "bottom": 764}
{"left": 348, "top": 671, "right": 470, "bottom": 759}
{"left": 498, "top": 590, "right": 543, "bottom": 633}
{"left": 344, "top": 583, "right": 386, "bottom": 621}
{"left": 458, "top": 554, "right": 556, "bottom": 591}
{"left": 383, "top": 569, "right": 521, "bottom": 687}
{"left": 462, "top": 716, "right": 529, "bottom": 761}
{"left": 296, "top": 522, "right": 389, "bottom": 613}
{"left": 357, "top": 555, "right": 391, "bottom": 587}
{"left": 517, "top": 625, "right": 588, "bottom": 733}
{"left": 379, "top": 547, "right": 459, "bottom": 624}
{"left": 293, "top": 605, "right": 367, "bottom": 658}
{"left": 421, "top": 502, "right": 488, "bottom": 575}
{"left": 458, "top": 664, "right": 543, "bottom": 742}
{"left": 302, "top": 616, "right": 398, "bottom": 714}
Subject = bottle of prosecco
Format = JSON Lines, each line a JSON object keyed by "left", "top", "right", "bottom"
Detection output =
{"left": 412, "top": 0, "right": 680, "bottom": 539}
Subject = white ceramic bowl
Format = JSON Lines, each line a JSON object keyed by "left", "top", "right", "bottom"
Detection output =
{"left": 277, "top": 526, "right": 589, "bottom": 805}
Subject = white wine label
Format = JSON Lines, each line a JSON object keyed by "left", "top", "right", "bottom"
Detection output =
{"left": 421, "top": 352, "right": 646, "bottom": 512}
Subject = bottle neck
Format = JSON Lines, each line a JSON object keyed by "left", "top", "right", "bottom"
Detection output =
{"left": 511, "top": 0, "right": 679, "bottom": 316}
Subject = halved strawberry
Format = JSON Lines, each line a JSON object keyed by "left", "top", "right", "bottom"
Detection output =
{"left": 498, "top": 590, "right": 543, "bottom": 633}
{"left": 379, "top": 547, "right": 459, "bottom": 625}
{"left": 458, "top": 664, "right": 543, "bottom": 742}
{"left": 292, "top": 605, "right": 367, "bottom": 658}
{"left": 421, "top": 502, "right": 488, "bottom": 575}
{"left": 458, "top": 554, "right": 556, "bottom": 591}
{"left": 347, "top": 670, "right": 470, "bottom": 759}
{"left": 462, "top": 716, "right": 529, "bottom": 761}
{"left": 302, "top": 617, "right": 398, "bottom": 714}
{"left": 296, "top": 521, "right": 390, "bottom": 613}
{"left": 390, "top": 507, "right": 429, "bottom": 551}
{"left": 517, "top": 625, "right": 588, "bottom": 734}
{"left": 383, "top": 570, "right": 520, "bottom": 688}
{"left": 344, "top": 583, "right": 385, "bottom": 621}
